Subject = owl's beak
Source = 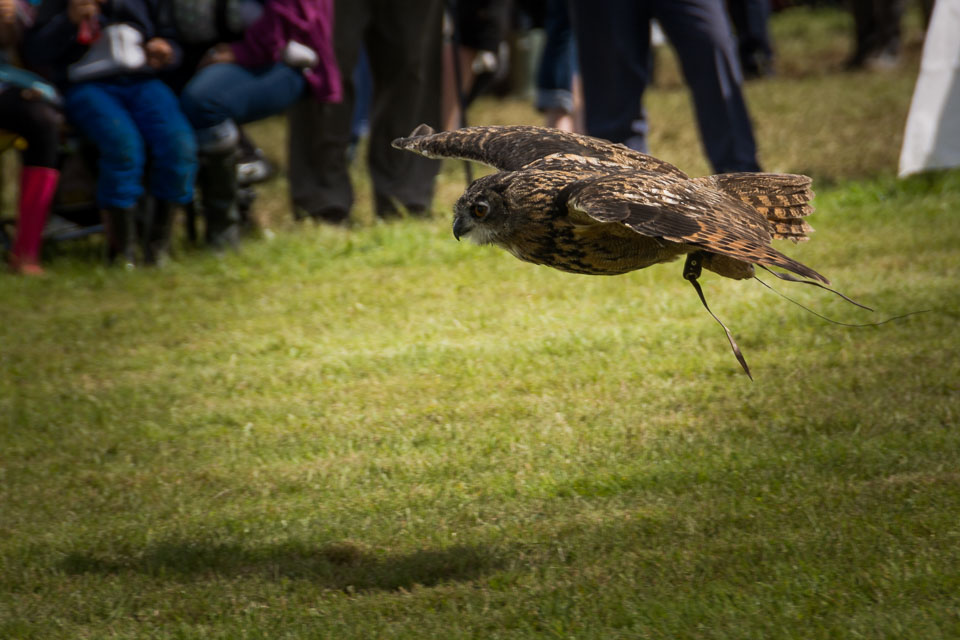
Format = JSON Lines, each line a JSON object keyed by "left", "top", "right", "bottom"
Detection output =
{"left": 452, "top": 215, "right": 469, "bottom": 241}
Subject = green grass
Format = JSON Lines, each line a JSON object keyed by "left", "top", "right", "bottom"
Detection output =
{"left": 3, "top": 7, "right": 960, "bottom": 639}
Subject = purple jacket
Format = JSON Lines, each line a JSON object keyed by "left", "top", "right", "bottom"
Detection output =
{"left": 229, "top": 0, "right": 341, "bottom": 103}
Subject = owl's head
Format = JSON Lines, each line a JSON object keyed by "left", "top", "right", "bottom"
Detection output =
{"left": 452, "top": 173, "right": 514, "bottom": 246}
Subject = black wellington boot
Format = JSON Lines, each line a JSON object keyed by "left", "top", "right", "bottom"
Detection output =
{"left": 198, "top": 150, "right": 240, "bottom": 251}
{"left": 102, "top": 206, "right": 138, "bottom": 269}
{"left": 143, "top": 200, "right": 176, "bottom": 266}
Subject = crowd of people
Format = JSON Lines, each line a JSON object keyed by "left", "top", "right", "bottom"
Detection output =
{"left": 2, "top": 0, "right": 343, "bottom": 273}
{"left": 0, "top": 0, "right": 914, "bottom": 276}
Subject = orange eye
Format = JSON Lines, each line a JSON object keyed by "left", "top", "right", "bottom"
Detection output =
{"left": 473, "top": 202, "right": 490, "bottom": 219}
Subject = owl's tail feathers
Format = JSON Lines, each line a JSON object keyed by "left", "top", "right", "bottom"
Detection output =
{"left": 699, "top": 173, "right": 816, "bottom": 243}
{"left": 695, "top": 172, "right": 829, "bottom": 283}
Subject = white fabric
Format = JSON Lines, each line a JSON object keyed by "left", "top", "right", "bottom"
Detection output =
{"left": 899, "top": 0, "right": 960, "bottom": 177}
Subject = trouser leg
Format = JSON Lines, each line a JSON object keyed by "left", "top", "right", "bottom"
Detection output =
{"left": 364, "top": 0, "right": 443, "bottom": 217}
{"left": 287, "top": 0, "right": 370, "bottom": 220}
{"left": 126, "top": 78, "right": 197, "bottom": 206}
{"left": 569, "top": 0, "right": 651, "bottom": 150}
{"left": 654, "top": 0, "right": 760, "bottom": 172}
{"left": 65, "top": 83, "right": 147, "bottom": 209}
{"left": 727, "top": 0, "right": 773, "bottom": 77}
{"left": 287, "top": 98, "right": 354, "bottom": 221}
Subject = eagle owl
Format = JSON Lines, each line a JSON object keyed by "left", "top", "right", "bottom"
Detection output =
{"left": 393, "top": 124, "right": 830, "bottom": 377}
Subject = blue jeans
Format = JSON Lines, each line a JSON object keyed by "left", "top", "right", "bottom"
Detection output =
{"left": 535, "top": 0, "right": 577, "bottom": 113}
{"left": 180, "top": 63, "right": 306, "bottom": 152}
{"left": 65, "top": 78, "right": 197, "bottom": 208}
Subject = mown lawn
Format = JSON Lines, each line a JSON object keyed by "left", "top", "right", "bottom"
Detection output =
{"left": 2, "top": 7, "right": 959, "bottom": 639}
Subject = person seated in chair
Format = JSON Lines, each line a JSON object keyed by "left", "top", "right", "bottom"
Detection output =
{"left": 1, "top": 0, "right": 62, "bottom": 275}
{"left": 177, "top": 0, "right": 340, "bottom": 248}
{"left": 23, "top": 0, "right": 197, "bottom": 267}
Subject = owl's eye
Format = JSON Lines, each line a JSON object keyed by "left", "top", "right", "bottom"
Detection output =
{"left": 473, "top": 201, "right": 490, "bottom": 219}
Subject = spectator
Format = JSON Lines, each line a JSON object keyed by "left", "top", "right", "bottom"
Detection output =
{"left": 23, "top": 0, "right": 197, "bottom": 268}
{"left": 1, "top": 0, "right": 62, "bottom": 275}
{"left": 286, "top": 0, "right": 444, "bottom": 225}
{"left": 178, "top": 0, "right": 340, "bottom": 247}
{"left": 568, "top": 0, "right": 762, "bottom": 174}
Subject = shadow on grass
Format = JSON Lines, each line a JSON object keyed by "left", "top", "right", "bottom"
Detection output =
{"left": 61, "top": 539, "right": 501, "bottom": 593}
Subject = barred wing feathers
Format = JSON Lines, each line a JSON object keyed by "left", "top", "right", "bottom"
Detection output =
{"left": 563, "top": 173, "right": 829, "bottom": 284}
{"left": 392, "top": 124, "right": 688, "bottom": 178}
{"left": 692, "top": 173, "right": 816, "bottom": 242}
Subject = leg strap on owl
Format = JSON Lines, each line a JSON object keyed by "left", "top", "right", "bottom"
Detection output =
{"left": 757, "top": 265, "right": 872, "bottom": 311}
{"left": 684, "top": 252, "right": 753, "bottom": 380}
{"left": 754, "top": 269, "right": 929, "bottom": 327}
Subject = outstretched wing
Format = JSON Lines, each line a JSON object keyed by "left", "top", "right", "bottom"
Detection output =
{"left": 391, "top": 124, "right": 688, "bottom": 178}
{"left": 563, "top": 173, "right": 829, "bottom": 283}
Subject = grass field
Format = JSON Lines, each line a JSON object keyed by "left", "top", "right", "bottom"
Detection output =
{"left": 3, "top": 7, "right": 960, "bottom": 639}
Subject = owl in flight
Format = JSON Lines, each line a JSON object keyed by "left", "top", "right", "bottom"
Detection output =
{"left": 392, "top": 124, "right": 833, "bottom": 378}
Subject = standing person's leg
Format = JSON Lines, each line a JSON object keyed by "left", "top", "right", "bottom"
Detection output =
{"left": 536, "top": 0, "right": 578, "bottom": 131}
{"left": 349, "top": 48, "right": 373, "bottom": 158}
{"left": 568, "top": 0, "right": 651, "bottom": 151}
{"left": 654, "top": 0, "right": 761, "bottom": 173}
{"left": 287, "top": 0, "right": 370, "bottom": 224}
{"left": 364, "top": 0, "right": 443, "bottom": 218}
{"left": 870, "top": 0, "right": 906, "bottom": 64}
{"left": 65, "top": 82, "right": 147, "bottom": 266}
{"left": 848, "top": 0, "right": 875, "bottom": 66}
{"left": 848, "top": 0, "right": 903, "bottom": 68}
{"left": 726, "top": 0, "right": 774, "bottom": 78}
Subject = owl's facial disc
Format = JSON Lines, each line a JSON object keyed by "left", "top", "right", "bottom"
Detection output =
{"left": 454, "top": 179, "right": 508, "bottom": 245}
{"left": 454, "top": 196, "right": 500, "bottom": 245}
{"left": 453, "top": 199, "right": 490, "bottom": 241}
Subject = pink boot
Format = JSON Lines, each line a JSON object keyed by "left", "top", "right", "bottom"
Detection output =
{"left": 10, "top": 166, "right": 60, "bottom": 275}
